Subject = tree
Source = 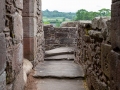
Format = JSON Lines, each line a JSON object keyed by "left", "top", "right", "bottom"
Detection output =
{"left": 76, "top": 9, "right": 88, "bottom": 20}
{"left": 75, "top": 8, "right": 111, "bottom": 20}
{"left": 99, "top": 8, "right": 111, "bottom": 16}
{"left": 42, "top": 10, "right": 76, "bottom": 19}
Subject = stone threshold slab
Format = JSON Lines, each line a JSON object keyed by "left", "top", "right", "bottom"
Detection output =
{"left": 45, "top": 47, "right": 75, "bottom": 55}
{"left": 45, "top": 54, "right": 75, "bottom": 60}
{"left": 33, "top": 61, "right": 84, "bottom": 78}
{"left": 36, "top": 78, "right": 86, "bottom": 90}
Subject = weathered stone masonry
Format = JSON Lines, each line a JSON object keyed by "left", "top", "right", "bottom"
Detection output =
{"left": 0, "top": 0, "right": 44, "bottom": 90}
{"left": 111, "top": 0, "right": 120, "bottom": 89}
{"left": 74, "top": 12, "right": 120, "bottom": 90}
{"left": 0, "top": 0, "right": 6, "bottom": 89}
{"left": 1, "top": 0, "right": 120, "bottom": 90}
{"left": 75, "top": 0, "right": 120, "bottom": 89}
{"left": 44, "top": 25, "right": 77, "bottom": 50}
{"left": 75, "top": 17, "right": 112, "bottom": 90}
{"left": 44, "top": 14, "right": 120, "bottom": 90}
{"left": 23, "top": 0, "right": 44, "bottom": 65}
{"left": 5, "top": 0, "right": 24, "bottom": 89}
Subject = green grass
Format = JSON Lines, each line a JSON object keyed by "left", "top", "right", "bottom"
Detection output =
{"left": 43, "top": 17, "right": 71, "bottom": 22}
{"left": 43, "top": 16, "right": 73, "bottom": 27}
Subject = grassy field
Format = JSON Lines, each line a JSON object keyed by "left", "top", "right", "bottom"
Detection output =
{"left": 43, "top": 16, "right": 72, "bottom": 27}
{"left": 43, "top": 16, "right": 71, "bottom": 23}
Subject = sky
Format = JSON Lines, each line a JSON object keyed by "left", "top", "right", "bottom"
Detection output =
{"left": 42, "top": 0, "right": 111, "bottom": 12}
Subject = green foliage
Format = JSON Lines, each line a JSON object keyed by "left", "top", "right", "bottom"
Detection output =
{"left": 43, "top": 21, "right": 50, "bottom": 24}
{"left": 43, "top": 17, "right": 71, "bottom": 23}
{"left": 42, "top": 9, "right": 75, "bottom": 19}
{"left": 99, "top": 8, "right": 111, "bottom": 16}
{"left": 42, "top": 8, "right": 111, "bottom": 27}
{"left": 62, "top": 18, "right": 66, "bottom": 22}
{"left": 43, "top": 16, "right": 71, "bottom": 27}
{"left": 75, "top": 8, "right": 111, "bottom": 20}
{"left": 56, "top": 22, "right": 61, "bottom": 27}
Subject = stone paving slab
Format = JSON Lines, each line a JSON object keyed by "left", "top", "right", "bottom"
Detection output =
{"left": 45, "top": 54, "right": 74, "bottom": 60}
{"left": 36, "top": 78, "right": 86, "bottom": 90}
{"left": 45, "top": 51, "right": 74, "bottom": 57}
{"left": 45, "top": 47, "right": 75, "bottom": 55}
{"left": 33, "top": 61, "right": 84, "bottom": 78}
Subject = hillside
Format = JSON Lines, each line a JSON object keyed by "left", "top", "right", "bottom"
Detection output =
{"left": 42, "top": 9, "right": 76, "bottom": 19}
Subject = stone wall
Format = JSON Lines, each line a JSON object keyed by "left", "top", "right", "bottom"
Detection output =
{"left": 0, "top": 0, "right": 44, "bottom": 89}
{"left": 44, "top": 25, "right": 77, "bottom": 50}
{"left": 60, "top": 21, "right": 91, "bottom": 27}
{"left": 0, "top": 0, "right": 6, "bottom": 89}
{"left": 111, "top": 0, "right": 120, "bottom": 89}
{"left": 1, "top": 0, "right": 120, "bottom": 90}
{"left": 75, "top": 17, "right": 113, "bottom": 90}
{"left": 5, "top": 0, "right": 24, "bottom": 90}
{"left": 23, "top": 0, "right": 44, "bottom": 65}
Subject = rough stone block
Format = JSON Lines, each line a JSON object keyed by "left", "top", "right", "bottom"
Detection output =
{"left": 35, "top": 47, "right": 44, "bottom": 63}
{"left": 88, "top": 30, "right": 103, "bottom": 39}
{"left": 44, "top": 33, "right": 50, "bottom": 39}
{"left": 55, "top": 33, "right": 68, "bottom": 38}
{"left": 111, "top": 28, "right": 120, "bottom": 49}
{"left": 69, "top": 33, "right": 77, "bottom": 38}
{"left": 116, "top": 59, "right": 120, "bottom": 90}
{"left": 44, "top": 29, "right": 50, "bottom": 35}
{"left": 0, "top": 72, "right": 6, "bottom": 90}
{"left": 13, "top": 69, "right": 25, "bottom": 90}
{"left": 0, "top": 0, "right": 5, "bottom": 33}
{"left": 14, "top": 0, "right": 23, "bottom": 9}
{"left": 69, "top": 28, "right": 77, "bottom": 34}
{"left": 98, "top": 17, "right": 110, "bottom": 30}
{"left": 6, "top": 4, "right": 16, "bottom": 14}
{"left": 13, "top": 12, "right": 23, "bottom": 41}
{"left": 110, "top": 29, "right": 117, "bottom": 49}
{"left": 45, "top": 40, "right": 56, "bottom": 45}
{"left": 37, "top": 33, "right": 44, "bottom": 46}
{"left": 23, "top": 0, "right": 37, "bottom": 16}
{"left": 111, "top": 2, "right": 120, "bottom": 49}
{"left": 83, "top": 35, "right": 91, "bottom": 43}
{"left": 110, "top": 50, "right": 118, "bottom": 90}
{"left": 6, "top": 49, "right": 14, "bottom": 84}
{"left": 101, "top": 44, "right": 112, "bottom": 78}
{"left": 90, "top": 73, "right": 108, "bottom": 90}
{"left": 112, "top": 0, "right": 120, "bottom": 3}
{"left": 0, "top": 33, "right": 6, "bottom": 75}
{"left": 49, "top": 29, "right": 55, "bottom": 34}
{"left": 55, "top": 28, "right": 69, "bottom": 33}
{"left": 23, "top": 17, "right": 37, "bottom": 37}
{"left": 109, "top": 50, "right": 120, "bottom": 90}
{"left": 13, "top": 43, "right": 23, "bottom": 74}
{"left": 60, "top": 38, "right": 74, "bottom": 44}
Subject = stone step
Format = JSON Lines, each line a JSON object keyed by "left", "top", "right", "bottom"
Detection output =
{"left": 33, "top": 61, "right": 84, "bottom": 79}
{"left": 36, "top": 78, "right": 86, "bottom": 90}
{"left": 45, "top": 51, "right": 74, "bottom": 57}
{"left": 45, "top": 47, "right": 75, "bottom": 56}
{"left": 45, "top": 54, "right": 74, "bottom": 61}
